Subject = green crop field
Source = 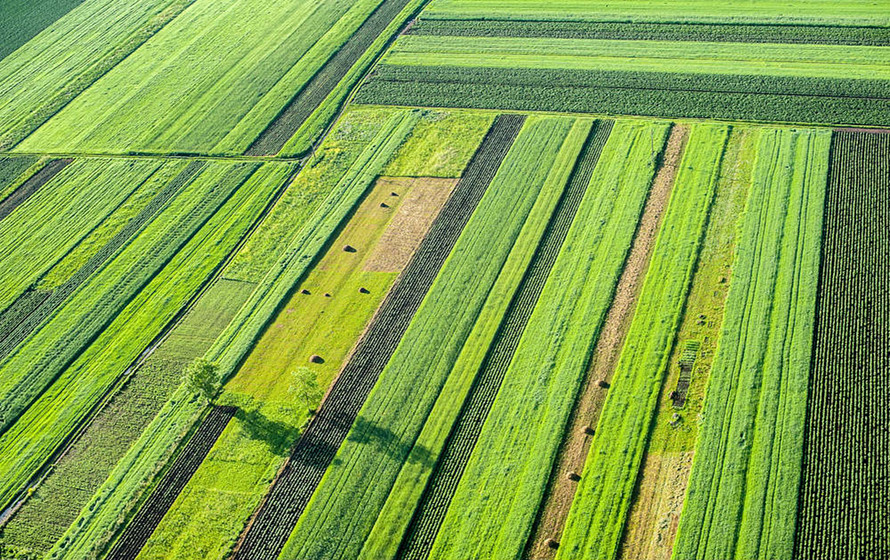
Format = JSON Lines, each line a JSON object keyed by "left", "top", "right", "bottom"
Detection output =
{"left": 0, "top": 1, "right": 886, "bottom": 559}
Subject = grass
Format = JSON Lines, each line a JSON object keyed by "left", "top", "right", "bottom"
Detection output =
{"left": 0, "top": 0, "right": 87, "bottom": 61}
{"left": 15, "top": 0, "right": 385, "bottom": 155}
{"left": 384, "top": 109, "right": 494, "bottom": 178}
{"left": 0, "top": 0, "right": 194, "bottom": 151}
{"left": 0, "top": 156, "right": 39, "bottom": 203}
{"left": 133, "top": 174, "right": 429, "bottom": 560}
{"left": 424, "top": 120, "right": 666, "bottom": 559}
{"left": 0, "top": 158, "right": 163, "bottom": 313}
{"left": 278, "top": 116, "right": 578, "bottom": 560}
{"left": 673, "top": 128, "right": 829, "bottom": 560}
{"left": 359, "top": 118, "right": 594, "bottom": 560}
{"left": 0, "top": 162, "right": 285, "bottom": 513}
{"left": 556, "top": 123, "right": 728, "bottom": 560}
{"left": 423, "top": 0, "right": 890, "bottom": 25}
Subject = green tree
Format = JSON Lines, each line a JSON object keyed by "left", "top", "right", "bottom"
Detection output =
{"left": 290, "top": 367, "right": 324, "bottom": 413}
{"left": 184, "top": 358, "right": 220, "bottom": 403}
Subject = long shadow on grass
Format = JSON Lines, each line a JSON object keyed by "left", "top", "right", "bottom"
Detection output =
{"left": 336, "top": 416, "right": 435, "bottom": 469}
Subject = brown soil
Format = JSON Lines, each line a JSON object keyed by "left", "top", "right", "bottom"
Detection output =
{"left": 525, "top": 124, "right": 690, "bottom": 560}
{"left": 364, "top": 177, "right": 457, "bottom": 272}
{"left": 619, "top": 452, "right": 695, "bottom": 560}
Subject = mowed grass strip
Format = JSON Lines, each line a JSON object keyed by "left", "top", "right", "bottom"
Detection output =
{"left": 0, "top": 0, "right": 194, "bottom": 151}
{"left": 0, "top": 163, "right": 286, "bottom": 512}
{"left": 557, "top": 123, "right": 728, "bottom": 560}
{"left": 277, "top": 116, "right": 577, "bottom": 560}
{"left": 673, "top": 128, "right": 828, "bottom": 560}
{"left": 426, "top": 120, "right": 667, "bottom": 560}
{"left": 132, "top": 174, "right": 448, "bottom": 560}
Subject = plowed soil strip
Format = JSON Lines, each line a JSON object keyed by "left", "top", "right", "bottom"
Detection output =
{"left": 105, "top": 405, "right": 237, "bottom": 560}
{"left": 245, "top": 0, "right": 415, "bottom": 156}
{"left": 231, "top": 114, "right": 525, "bottom": 560}
{"left": 0, "top": 158, "right": 70, "bottom": 222}
{"left": 396, "top": 120, "right": 614, "bottom": 560}
{"left": 0, "top": 161, "right": 205, "bottom": 361}
{"left": 525, "top": 124, "right": 689, "bottom": 560}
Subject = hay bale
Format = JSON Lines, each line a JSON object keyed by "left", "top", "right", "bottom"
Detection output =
{"left": 390, "top": 191, "right": 399, "bottom": 197}
{"left": 300, "top": 289, "right": 310, "bottom": 295}
{"left": 583, "top": 426, "right": 595, "bottom": 436}
{"left": 597, "top": 379, "right": 610, "bottom": 389}
{"left": 359, "top": 287, "right": 370, "bottom": 294}
{"left": 324, "top": 293, "right": 331, "bottom": 298}
{"left": 380, "top": 202, "right": 389, "bottom": 208}
{"left": 309, "top": 355, "right": 324, "bottom": 364}
{"left": 545, "top": 538, "right": 559, "bottom": 550}
{"left": 343, "top": 245, "right": 356, "bottom": 253}
{"left": 567, "top": 471, "right": 581, "bottom": 482}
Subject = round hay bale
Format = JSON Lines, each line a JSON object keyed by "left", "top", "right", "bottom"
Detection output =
{"left": 343, "top": 245, "right": 356, "bottom": 253}
{"left": 545, "top": 538, "right": 559, "bottom": 550}
{"left": 300, "top": 289, "right": 311, "bottom": 295}
{"left": 567, "top": 471, "right": 581, "bottom": 482}
{"left": 359, "top": 287, "right": 370, "bottom": 294}
{"left": 390, "top": 191, "right": 399, "bottom": 197}
{"left": 380, "top": 202, "right": 389, "bottom": 208}
{"left": 324, "top": 293, "right": 332, "bottom": 298}
{"left": 583, "top": 426, "right": 595, "bottom": 436}
{"left": 597, "top": 379, "right": 610, "bottom": 389}
{"left": 309, "top": 354, "right": 324, "bottom": 364}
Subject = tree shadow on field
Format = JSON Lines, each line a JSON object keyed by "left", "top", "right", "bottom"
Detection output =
{"left": 237, "top": 407, "right": 299, "bottom": 457}
{"left": 335, "top": 416, "right": 435, "bottom": 469}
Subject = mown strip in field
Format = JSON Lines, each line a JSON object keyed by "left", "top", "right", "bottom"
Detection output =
{"left": 233, "top": 114, "right": 524, "bottom": 560}
{"left": 795, "top": 130, "right": 890, "bottom": 560}
{"left": 0, "top": 161, "right": 204, "bottom": 363}
{"left": 392, "top": 120, "right": 612, "bottom": 560}
{"left": 410, "top": 19, "right": 890, "bottom": 45}
{"left": 358, "top": 66, "right": 890, "bottom": 127}
{"left": 104, "top": 406, "right": 236, "bottom": 560}
{"left": 556, "top": 124, "right": 727, "bottom": 560}
{"left": 245, "top": 0, "right": 420, "bottom": 156}
{"left": 674, "top": 128, "right": 829, "bottom": 560}
{"left": 0, "top": 158, "right": 70, "bottom": 221}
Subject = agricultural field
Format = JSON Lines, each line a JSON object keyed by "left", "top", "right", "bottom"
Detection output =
{"left": 0, "top": 1, "right": 887, "bottom": 560}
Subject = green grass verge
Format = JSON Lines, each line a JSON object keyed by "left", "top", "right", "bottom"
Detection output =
{"left": 673, "top": 128, "right": 828, "bottom": 560}
{"left": 556, "top": 123, "right": 728, "bottom": 560}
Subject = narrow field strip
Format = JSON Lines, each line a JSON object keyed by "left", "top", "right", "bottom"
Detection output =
{"left": 424, "top": 120, "right": 669, "bottom": 560}
{"left": 232, "top": 113, "right": 525, "bottom": 560}
{"left": 392, "top": 120, "right": 612, "bottom": 560}
{"left": 795, "top": 130, "right": 890, "bottom": 560}
{"left": 409, "top": 19, "right": 890, "bottom": 46}
{"left": 0, "top": 0, "right": 87, "bottom": 60}
{"left": 0, "top": 161, "right": 205, "bottom": 363}
{"left": 0, "top": 156, "right": 42, "bottom": 207}
{"left": 673, "top": 128, "right": 829, "bottom": 560}
{"left": 0, "top": 158, "right": 70, "bottom": 222}
{"left": 0, "top": 162, "right": 280, "bottom": 514}
{"left": 245, "top": 0, "right": 423, "bottom": 156}
{"left": 556, "top": 123, "right": 728, "bottom": 560}
{"left": 0, "top": 0, "right": 194, "bottom": 151}
{"left": 527, "top": 124, "right": 690, "bottom": 560}
{"left": 0, "top": 280, "right": 256, "bottom": 558}
{"left": 105, "top": 405, "right": 238, "bottom": 560}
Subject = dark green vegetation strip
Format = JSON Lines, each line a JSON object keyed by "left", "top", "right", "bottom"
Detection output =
{"left": 105, "top": 405, "right": 237, "bottom": 560}
{"left": 795, "top": 130, "right": 890, "bottom": 560}
{"left": 232, "top": 114, "right": 525, "bottom": 560}
{"left": 0, "top": 161, "right": 204, "bottom": 363}
{"left": 0, "top": 158, "right": 70, "bottom": 222}
{"left": 0, "top": 0, "right": 87, "bottom": 61}
{"left": 0, "top": 156, "right": 38, "bottom": 199}
{"left": 357, "top": 66, "right": 890, "bottom": 127}
{"left": 410, "top": 19, "right": 890, "bottom": 46}
{"left": 396, "top": 120, "right": 613, "bottom": 560}
{"left": 246, "top": 0, "right": 414, "bottom": 156}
